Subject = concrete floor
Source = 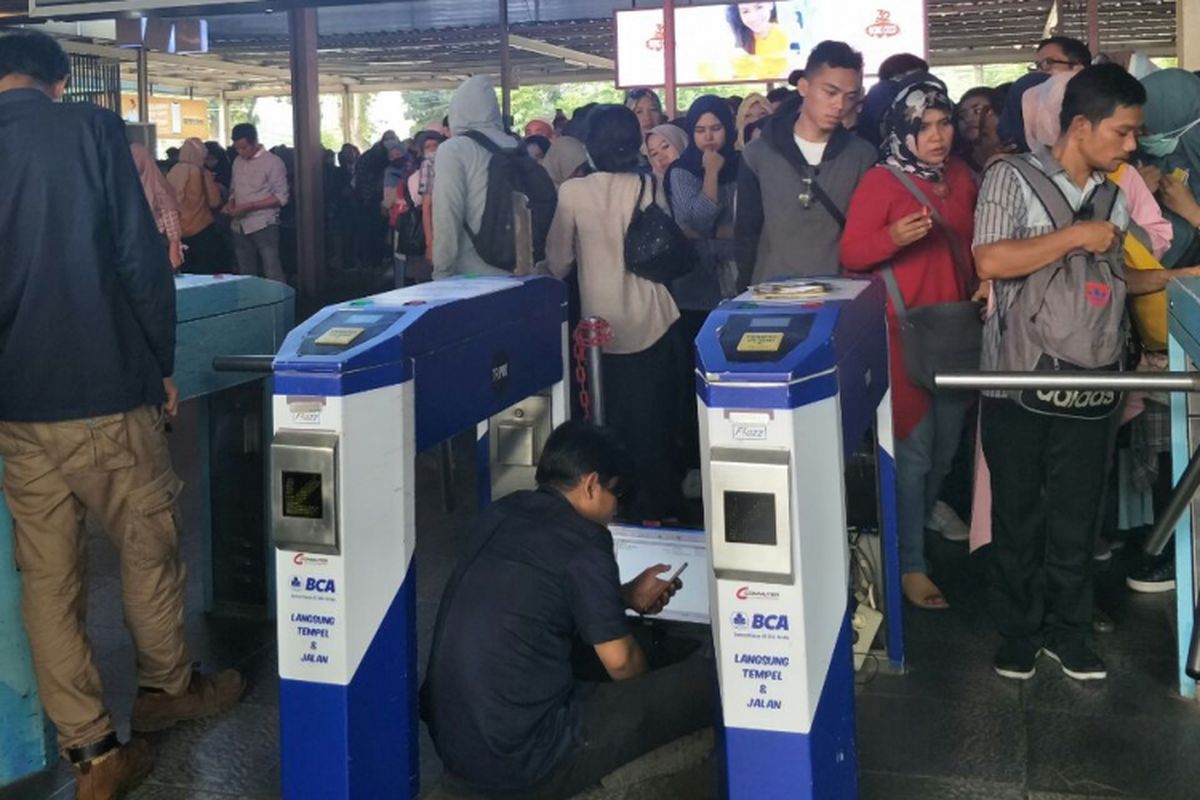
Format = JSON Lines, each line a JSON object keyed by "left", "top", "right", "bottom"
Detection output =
{"left": 2, "top": 426, "right": 1199, "bottom": 800}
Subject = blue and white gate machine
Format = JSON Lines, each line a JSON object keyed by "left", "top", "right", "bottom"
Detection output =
{"left": 268, "top": 276, "right": 568, "bottom": 800}
{"left": 696, "top": 277, "right": 901, "bottom": 799}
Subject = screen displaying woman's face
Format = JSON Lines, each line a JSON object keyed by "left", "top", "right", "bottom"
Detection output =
{"left": 738, "top": 3, "right": 774, "bottom": 36}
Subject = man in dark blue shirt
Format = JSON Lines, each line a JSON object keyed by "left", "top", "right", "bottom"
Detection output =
{"left": 0, "top": 31, "right": 244, "bottom": 800}
{"left": 423, "top": 421, "right": 714, "bottom": 798}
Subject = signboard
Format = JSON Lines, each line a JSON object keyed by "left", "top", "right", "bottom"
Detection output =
{"left": 615, "top": 0, "right": 927, "bottom": 87}
{"left": 122, "top": 94, "right": 212, "bottom": 150}
{"left": 29, "top": 0, "right": 259, "bottom": 18}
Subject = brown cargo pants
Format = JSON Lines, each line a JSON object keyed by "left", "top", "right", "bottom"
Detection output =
{"left": 0, "top": 405, "right": 193, "bottom": 752}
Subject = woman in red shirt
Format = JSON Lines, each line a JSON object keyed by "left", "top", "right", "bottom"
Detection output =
{"left": 842, "top": 77, "right": 979, "bottom": 610}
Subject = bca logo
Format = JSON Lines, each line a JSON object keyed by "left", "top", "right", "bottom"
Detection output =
{"left": 305, "top": 578, "right": 336, "bottom": 594}
{"left": 290, "top": 576, "right": 302, "bottom": 589}
{"left": 731, "top": 612, "right": 749, "bottom": 630}
{"left": 751, "top": 614, "right": 789, "bottom": 631}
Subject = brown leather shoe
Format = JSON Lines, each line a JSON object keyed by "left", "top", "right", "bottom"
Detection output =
{"left": 74, "top": 738, "right": 154, "bottom": 800}
{"left": 131, "top": 669, "right": 246, "bottom": 732}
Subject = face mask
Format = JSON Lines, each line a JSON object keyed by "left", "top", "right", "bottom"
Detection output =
{"left": 1139, "top": 116, "right": 1200, "bottom": 158}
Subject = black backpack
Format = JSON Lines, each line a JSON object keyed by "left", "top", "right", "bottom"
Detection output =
{"left": 461, "top": 130, "right": 558, "bottom": 271}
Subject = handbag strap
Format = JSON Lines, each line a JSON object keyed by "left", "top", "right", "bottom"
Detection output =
{"left": 809, "top": 178, "right": 846, "bottom": 230}
{"left": 882, "top": 164, "right": 970, "bottom": 279}
{"left": 880, "top": 265, "right": 909, "bottom": 321}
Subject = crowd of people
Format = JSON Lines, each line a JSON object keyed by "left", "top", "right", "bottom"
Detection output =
{"left": 85, "top": 29, "right": 1200, "bottom": 695}
{"left": 419, "top": 35, "right": 1200, "bottom": 689}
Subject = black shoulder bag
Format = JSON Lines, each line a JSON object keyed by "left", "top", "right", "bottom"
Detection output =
{"left": 623, "top": 174, "right": 695, "bottom": 285}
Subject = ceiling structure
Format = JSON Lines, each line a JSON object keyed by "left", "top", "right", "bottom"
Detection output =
{"left": 6, "top": 0, "right": 1183, "bottom": 97}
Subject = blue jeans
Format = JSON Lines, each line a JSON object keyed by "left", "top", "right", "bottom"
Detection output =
{"left": 895, "top": 393, "right": 968, "bottom": 575}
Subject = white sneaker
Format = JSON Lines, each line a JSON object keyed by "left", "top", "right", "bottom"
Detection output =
{"left": 927, "top": 500, "right": 970, "bottom": 542}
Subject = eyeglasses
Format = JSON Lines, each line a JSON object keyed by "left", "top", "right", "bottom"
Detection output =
{"left": 1030, "top": 58, "right": 1077, "bottom": 73}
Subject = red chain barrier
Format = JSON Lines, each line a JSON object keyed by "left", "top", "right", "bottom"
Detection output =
{"left": 572, "top": 318, "right": 613, "bottom": 421}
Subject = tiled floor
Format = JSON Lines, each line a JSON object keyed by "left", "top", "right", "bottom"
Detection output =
{"left": 3, "top": 425, "right": 1200, "bottom": 799}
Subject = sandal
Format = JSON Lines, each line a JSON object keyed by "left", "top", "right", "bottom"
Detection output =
{"left": 902, "top": 573, "right": 950, "bottom": 610}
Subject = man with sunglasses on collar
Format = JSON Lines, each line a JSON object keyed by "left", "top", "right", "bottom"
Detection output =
{"left": 422, "top": 421, "right": 713, "bottom": 799}
{"left": 735, "top": 40, "right": 876, "bottom": 289}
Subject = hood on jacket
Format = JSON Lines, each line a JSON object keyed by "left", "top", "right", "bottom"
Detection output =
{"left": 758, "top": 109, "right": 855, "bottom": 173}
{"left": 448, "top": 75, "right": 521, "bottom": 149}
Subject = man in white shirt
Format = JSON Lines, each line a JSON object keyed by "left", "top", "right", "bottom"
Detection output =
{"left": 225, "top": 123, "right": 289, "bottom": 283}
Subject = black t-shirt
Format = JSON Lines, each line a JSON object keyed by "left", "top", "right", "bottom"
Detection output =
{"left": 423, "top": 488, "right": 630, "bottom": 791}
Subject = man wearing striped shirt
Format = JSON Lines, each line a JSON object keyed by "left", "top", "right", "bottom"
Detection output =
{"left": 974, "top": 65, "right": 1195, "bottom": 684}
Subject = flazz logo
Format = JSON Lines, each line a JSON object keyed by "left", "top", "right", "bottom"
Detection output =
{"left": 1085, "top": 281, "right": 1112, "bottom": 308}
{"left": 491, "top": 351, "right": 511, "bottom": 395}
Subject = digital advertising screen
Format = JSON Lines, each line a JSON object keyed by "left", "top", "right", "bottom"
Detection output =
{"left": 615, "top": 0, "right": 927, "bottom": 87}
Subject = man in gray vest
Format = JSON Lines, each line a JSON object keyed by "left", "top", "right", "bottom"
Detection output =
{"left": 735, "top": 40, "right": 876, "bottom": 287}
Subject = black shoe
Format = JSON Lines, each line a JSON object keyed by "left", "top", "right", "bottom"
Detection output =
{"left": 1127, "top": 556, "right": 1176, "bottom": 593}
{"left": 993, "top": 639, "right": 1040, "bottom": 680}
{"left": 1043, "top": 640, "right": 1107, "bottom": 681}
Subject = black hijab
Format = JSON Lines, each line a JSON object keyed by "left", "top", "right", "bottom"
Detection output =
{"left": 670, "top": 94, "right": 740, "bottom": 185}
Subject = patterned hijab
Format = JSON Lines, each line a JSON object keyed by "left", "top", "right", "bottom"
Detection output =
{"left": 881, "top": 76, "right": 955, "bottom": 183}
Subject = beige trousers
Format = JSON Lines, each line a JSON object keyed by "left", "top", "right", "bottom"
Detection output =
{"left": 0, "top": 405, "right": 192, "bottom": 751}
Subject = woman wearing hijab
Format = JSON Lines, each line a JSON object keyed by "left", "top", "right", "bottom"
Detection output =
{"left": 666, "top": 95, "right": 740, "bottom": 491}
{"left": 167, "top": 138, "right": 227, "bottom": 273}
{"left": 1141, "top": 68, "right": 1200, "bottom": 268}
{"left": 996, "top": 72, "right": 1051, "bottom": 153}
{"left": 841, "top": 78, "right": 979, "bottom": 610}
{"left": 130, "top": 142, "right": 184, "bottom": 271}
{"left": 734, "top": 92, "right": 772, "bottom": 150}
{"left": 667, "top": 95, "right": 740, "bottom": 321}
{"left": 645, "top": 123, "right": 687, "bottom": 178}
{"left": 543, "top": 105, "right": 684, "bottom": 522}
{"left": 541, "top": 136, "right": 590, "bottom": 189}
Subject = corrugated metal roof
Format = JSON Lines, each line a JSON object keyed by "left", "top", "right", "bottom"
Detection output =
{"left": 200, "top": 0, "right": 1177, "bottom": 88}
{"left": 23, "top": 0, "right": 1180, "bottom": 94}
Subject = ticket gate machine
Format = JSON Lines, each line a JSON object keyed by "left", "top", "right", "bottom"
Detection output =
{"left": 696, "top": 277, "right": 901, "bottom": 799}
{"left": 268, "top": 276, "right": 567, "bottom": 799}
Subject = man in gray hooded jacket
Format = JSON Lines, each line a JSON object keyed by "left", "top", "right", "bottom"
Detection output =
{"left": 433, "top": 75, "right": 525, "bottom": 279}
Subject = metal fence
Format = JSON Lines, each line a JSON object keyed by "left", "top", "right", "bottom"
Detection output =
{"left": 64, "top": 53, "right": 121, "bottom": 112}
